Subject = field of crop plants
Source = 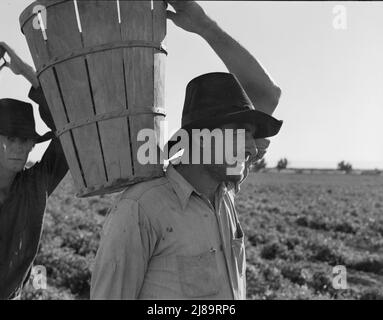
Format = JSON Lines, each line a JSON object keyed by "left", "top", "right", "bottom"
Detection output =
{"left": 21, "top": 170, "right": 383, "bottom": 300}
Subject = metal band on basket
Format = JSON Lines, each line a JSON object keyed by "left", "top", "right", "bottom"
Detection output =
{"left": 56, "top": 107, "right": 166, "bottom": 137}
{"left": 37, "top": 40, "right": 168, "bottom": 77}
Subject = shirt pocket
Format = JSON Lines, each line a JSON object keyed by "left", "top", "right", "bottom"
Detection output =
{"left": 176, "top": 249, "right": 221, "bottom": 298}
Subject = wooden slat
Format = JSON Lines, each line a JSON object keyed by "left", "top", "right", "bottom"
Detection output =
{"left": 44, "top": 0, "right": 107, "bottom": 187}
{"left": 21, "top": 3, "right": 85, "bottom": 189}
{"left": 153, "top": 0, "right": 167, "bottom": 161}
{"left": 39, "top": 72, "right": 86, "bottom": 189}
{"left": 78, "top": 0, "right": 133, "bottom": 182}
{"left": 19, "top": 1, "right": 39, "bottom": 38}
{"left": 20, "top": 1, "right": 69, "bottom": 37}
{"left": 153, "top": 0, "right": 167, "bottom": 110}
{"left": 120, "top": 0, "right": 160, "bottom": 178}
{"left": 20, "top": 4, "right": 47, "bottom": 71}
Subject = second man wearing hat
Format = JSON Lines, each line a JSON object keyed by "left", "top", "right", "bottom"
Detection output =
{"left": 0, "top": 42, "right": 68, "bottom": 299}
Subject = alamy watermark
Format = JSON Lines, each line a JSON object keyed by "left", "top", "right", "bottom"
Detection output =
{"left": 32, "top": 5, "right": 47, "bottom": 30}
{"left": 332, "top": 5, "right": 347, "bottom": 30}
{"left": 136, "top": 125, "right": 257, "bottom": 176}
{"left": 29, "top": 265, "right": 47, "bottom": 291}
{"left": 332, "top": 265, "right": 348, "bottom": 290}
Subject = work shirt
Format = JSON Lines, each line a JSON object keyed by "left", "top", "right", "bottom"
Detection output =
{"left": 91, "top": 163, "right": 246, "bottom": 300}
{"left": 0, "top": 87, "right": 68, "bottom": 299}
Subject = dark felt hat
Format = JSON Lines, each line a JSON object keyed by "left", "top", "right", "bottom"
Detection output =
{"left": 0, "top": 98, "right": 52, "bottom": 143}
{"left": 165, "top": 72, "right": 283, "bottom": 151}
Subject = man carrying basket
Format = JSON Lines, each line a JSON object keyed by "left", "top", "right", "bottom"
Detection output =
{"left": 0, "top": 42, "right": 68, "bottom": 299}
{"left": 91, "top": 1, "right": 283, "bottom": 300}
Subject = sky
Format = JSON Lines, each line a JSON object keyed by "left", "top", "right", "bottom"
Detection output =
{"left": 1, "top": 1, "right": 383, "bottom": 169}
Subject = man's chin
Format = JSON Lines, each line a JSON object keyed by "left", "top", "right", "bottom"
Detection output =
{"left": 11, "top": 166, "right": 24, "bottom": 173}
{"left": 205, "top": 163, "right": 245, "bottom": 184}
{"left": 8, "top": 161, "right": 26, "bottom": 172}
{"left": 225, "top": 172, "right": 244, "bottom": 184}
{"left": 225, "top": 163, "right": 245, "bottom": 176}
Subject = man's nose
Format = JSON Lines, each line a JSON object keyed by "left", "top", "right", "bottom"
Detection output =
{"left": 13, "top": 145, "right": 24, "bottom": 154}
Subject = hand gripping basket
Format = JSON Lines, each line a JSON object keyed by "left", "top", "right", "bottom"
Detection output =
{"left": 20, "top": 0, "right": 167, "bottom": 197}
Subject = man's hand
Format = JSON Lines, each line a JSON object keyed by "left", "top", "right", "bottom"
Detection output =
{"left": 0, "top": 45, "right": 6, "bottom": 71}
{"left": 0, "top": 42, "right": 26, "bottom": 75}
{"left": 166, "top": 2, "right": 281, "bottom": 112}
{"left": 166, "top": 1, "right": 213, "bottom": 36}
{"left": 0, "top": 42, "right": 39, "bottom": 88}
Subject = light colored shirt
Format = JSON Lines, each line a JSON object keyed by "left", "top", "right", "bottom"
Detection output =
{"left": 90, "top": 164, "right": 246, "bottom": 300}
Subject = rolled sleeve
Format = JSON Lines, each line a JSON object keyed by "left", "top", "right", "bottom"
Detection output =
{"left": 27, "top": 86, "right": 68, "bottom": 195}
{"left": 90, "top": 199, "right": 158, "bottom": 300}
{"left": 28, "top": 86, "right": 56, "bottom": 131}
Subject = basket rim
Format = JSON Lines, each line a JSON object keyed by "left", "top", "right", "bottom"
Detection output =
{"left": 20, "top": 0, "right": 168, "bottom": 33}
{"left": 19, "top": 0, "right": 69, "bottom": 33}
{"left": 76, "top": 170, "right": 165, "bottom": 198}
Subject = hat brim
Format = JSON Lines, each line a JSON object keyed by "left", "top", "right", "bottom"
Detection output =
{"left": 0, "top": 130, "right": 54, "bottom": 144}
{"left": 164, "top": 109, "right": 282, "bottom": 153}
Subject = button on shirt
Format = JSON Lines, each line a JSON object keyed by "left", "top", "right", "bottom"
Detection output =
{"left": 91, "top": 164, "right": 246, "bottom": 300}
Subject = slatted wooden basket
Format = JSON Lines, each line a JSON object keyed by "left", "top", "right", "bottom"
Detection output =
{"left": 20, "top": 0, "right": 167, "bottom": 197}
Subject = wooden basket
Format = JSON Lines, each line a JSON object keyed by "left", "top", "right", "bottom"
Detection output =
{"left": 20, "top": 0, "right": 167, "bottom": 197}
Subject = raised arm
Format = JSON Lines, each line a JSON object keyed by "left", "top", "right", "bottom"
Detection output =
{"left": 0, "top": 42, "right": 39, "bottom": 89}
{"left": 166, "top": 1, "right": 282, "bottom": 113}
{"left": 1, "top": 42, "right": 67, "bottom": 195}
{"left": 28, "top": 86, "right": 68, "bottom": 195}
{"left": 0, "top": 42, "right": 54, "bottom": 129}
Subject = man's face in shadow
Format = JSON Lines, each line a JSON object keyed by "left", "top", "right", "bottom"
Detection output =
{"left": 195, "top": 122, "right": 258, "bottom": 184}
{"left": 0, "top": 135, "right": 35, "bottom": 173}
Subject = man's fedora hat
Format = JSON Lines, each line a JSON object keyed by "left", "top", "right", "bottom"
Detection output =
{"left": 0, "top": 98, "right": 53, "bottom": 143}
{"left": 165, "top": 72, "right": 283, "bottom": 152}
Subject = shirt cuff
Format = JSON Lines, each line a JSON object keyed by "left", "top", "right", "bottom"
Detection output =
{"left": 28, "top": 85, "right": 44, "bottom": 105}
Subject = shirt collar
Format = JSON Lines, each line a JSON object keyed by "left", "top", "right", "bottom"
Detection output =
{"left": 166, "top": 163, "right": 235, "bottom": 211}
{"left": 165, "top": 163, "right": 201, "bottom": 211}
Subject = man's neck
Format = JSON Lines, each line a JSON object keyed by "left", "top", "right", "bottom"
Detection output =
{"left": 174, "top": 164, "right": 221, "bottom": 206}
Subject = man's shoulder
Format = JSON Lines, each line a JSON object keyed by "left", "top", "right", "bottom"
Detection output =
{"left": 111, "top": 175, "right": 176, "bottom": 229}
{"left": 119, "top": 174, "right": 171, "bottom": 203}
